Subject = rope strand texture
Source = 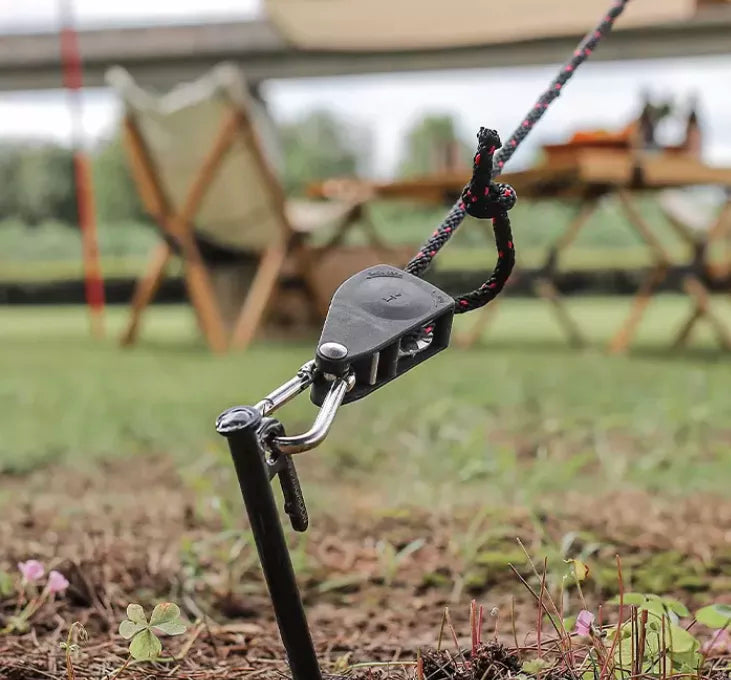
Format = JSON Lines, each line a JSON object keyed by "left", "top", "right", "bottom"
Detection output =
{"left": 405, "top": 0, "right": 631, "bottom": 314}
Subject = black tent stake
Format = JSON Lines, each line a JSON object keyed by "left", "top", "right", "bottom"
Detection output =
{"left": 216, "top": 406, "right": 323, "bottom": 680}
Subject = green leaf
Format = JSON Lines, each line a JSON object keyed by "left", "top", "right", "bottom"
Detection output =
{"left": 641, "top": 599, "right": 673, "bottom": 624}
{"left": 152, "top": 619, "right": 187, "bottom": 636}
{"left": 396, "top": 538, "right": 426, "bottom": 562}
{"left": 6, "top": 615, "right": 29, "bottom": 633}
{"left": 659, "top": 597, "right": 690, "bottom": 618}
{"left": 667, "top": 624, "right": 698, "bottom": 654}
{"left": 0, "top": 571, "right": 14, "bottom": 597}
{"left": 608, "top": 593, "right": 646, "bottom": 606}
{"left": 522, "top": 658, "right": 550, "bottom": 674}
{"left": 613, "top": 637, "right": 634, "bottom": 672}
{"left": 126, "top": 604, "right": 147, "bottom": 626}
{"left": 695, "top": 604, "right": 731, "bottom": 629}
{"left": 671, "top": 648, "right": 701, "bottom": 671}
{"left": 119, "top": 620, "right": 146, "bottom": 640}
{"left": 129, "top": 629, "right": 162, "bottom": 660}
{"left": 149, "top": 602, "right": 180, "bottom": 627}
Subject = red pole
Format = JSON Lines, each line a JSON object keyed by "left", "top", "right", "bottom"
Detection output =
{"left": 58, "top": 0, "right": 105, "bottom": 338}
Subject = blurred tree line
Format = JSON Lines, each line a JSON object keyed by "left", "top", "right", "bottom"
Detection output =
{"left": 0, "top": 110, "right": 467, "bottom": 227}
{"left": 0, "top": 136, "right": 145, "bottom": 226}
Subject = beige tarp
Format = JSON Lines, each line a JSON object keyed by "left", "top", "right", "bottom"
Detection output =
{"left": 265, "top": 0, "right": 695, "bottom": 51}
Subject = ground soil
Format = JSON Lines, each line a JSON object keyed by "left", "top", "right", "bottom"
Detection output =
{"left": 1, "top": 457, "right": 729, "bottom": 679}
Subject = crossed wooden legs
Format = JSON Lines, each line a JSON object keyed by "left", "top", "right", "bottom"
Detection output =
{"left": 119, "top": 233, "right": 230, "bottom": 354}
{"left": 121, "top": 241, "right": 172, "bottom": 347}
{"left": 122, "top": 235, "right": 326, "bottom": 353}
{"left": 668, "top": 200, "right": 731, "bottom": 350}
{"left": 457, "top": 198, "right": 598, "bottom": 348}
{"left": 610, "top": 192, "right": 731, "bottom": 353}
{"left": 457, "top": 189, "right": 730, "bottom": 352}
{"left": 230, "top": 242, "right": 290, "bottom": 350}
{"left": 607, "top": 190, "right": 672, "bottom": 354}
{"left": 674, "top": 277, "right": 731, "bottom": 350}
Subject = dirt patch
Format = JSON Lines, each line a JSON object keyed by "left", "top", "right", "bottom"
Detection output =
{"left": 1, "top": 456, "right": 729, "bottom": 679}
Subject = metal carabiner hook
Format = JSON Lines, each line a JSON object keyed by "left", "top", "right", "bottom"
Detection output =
{"left": 270, "top": 372, "right": 355, "bottom": 454}
{"left": 252, "top": 360, "right": 355, "bottom": 455}
{"left": 255, "top": 360, "right": 317, "bottom": 417}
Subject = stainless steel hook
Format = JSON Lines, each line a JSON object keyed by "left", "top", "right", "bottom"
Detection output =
{"left": 253, "top": 360, "right": 354, "bottom": 455}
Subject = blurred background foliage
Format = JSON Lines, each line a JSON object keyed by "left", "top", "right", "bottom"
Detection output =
{"left": 0, "top": 109, "right": 706, "bottom": 282}
{"left": 279, "top": 109, "right": 371, "bottom": 194}
{"left": 0, "top": 109, "right": 467, "bottom": 226}
{"left": 398, "top": 113, "right": 472, "bottom": 177}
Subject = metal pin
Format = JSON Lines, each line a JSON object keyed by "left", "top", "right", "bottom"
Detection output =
{"left": 368, "top": 352, "right": 380, "bottom": 385}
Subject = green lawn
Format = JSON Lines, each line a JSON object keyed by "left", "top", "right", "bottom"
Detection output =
{"left": 1, "top": 300, "right": 729, "bottom": 510}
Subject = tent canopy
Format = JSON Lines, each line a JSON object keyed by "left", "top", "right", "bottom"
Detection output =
{"left": 265, "top": 0, "right": 696, "bottom": 51}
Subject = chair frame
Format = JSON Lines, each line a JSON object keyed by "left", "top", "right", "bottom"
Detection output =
{"left": 120, "top": 99, "right": 384, "bottom": 352}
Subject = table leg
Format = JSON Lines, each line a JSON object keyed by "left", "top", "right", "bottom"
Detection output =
{"left": 609, "top": 191, "right": 672, "bottom": 353}
{"left": 608, "top": 264, "right": 667, "bottom": 354}
{"left": 457, "top": 199, "right": 596, "bottom": 348}
{"left": 534, "top": 279, "right": 586, "bottom": 347}
{"left": 454, "top": 299, "right": 502, "bottom": 348}
{"left": 680, "top": 276, "right": 731, "bottom": 351}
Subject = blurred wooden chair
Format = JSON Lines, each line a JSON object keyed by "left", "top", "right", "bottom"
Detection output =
{"left": 107, "top": 63, "right": 396, "bottom": 353}
{"left": 656, "top": 189, "right": 731, "bottom": 350}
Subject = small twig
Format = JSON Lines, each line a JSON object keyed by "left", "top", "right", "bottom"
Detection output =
{"left": 637, "top": 608, "right": 648, "bottom": 676}
{"left": 445, "top": 607, "right": 469, "bottom": 666}
{"left": 175, "top": 620, "right": 204, "bottom": 660}
{"left": 631, "top": 607, "right": 638, "bottom": 679}
{"left": 436, "top": 607, "right": 448, "bottom": 652}
{"left": 342, "top": 660, "right": 419, "bottom": 672}
{"left": 107, "top": 655, "right": 132, "bottom": 679}
{"left": 508, "top": 564, "right": 566, "bottom": 642}
{"left": 537, "top": 558, "right": 548, "bottom": 657}
{"left": 203, "top": 616, "right": 221, "bottom": 660}
{"left": 508, "top": 563, "right": 577, "bottom": 677}
{"left": 661, "top": 614, "right": 667, "bottom": 680}
{"left": 601, "top": 555, "right": 625, "bottom": 679}
{"left": 517, "top": 538, "right": 571, "bottom": 643}
{"left": 471, "top": 600, "right": 478, "bottom": 658}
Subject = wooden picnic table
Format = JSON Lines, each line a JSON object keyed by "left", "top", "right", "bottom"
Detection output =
{"left": 310, "top": 149, "right": 731, "bottom": 352}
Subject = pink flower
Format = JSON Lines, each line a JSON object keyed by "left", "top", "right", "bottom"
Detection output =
{"left": 574, "top": 610, "right": 595, "bottom": 637}
{"left": 701, "top": 629, "right": 730, "bottom": 656}
{"left": 18, "top": 560, "right": 45, "bottom": 583}
{"left": 47, "top": 570, "right": 69, "bottom": 594}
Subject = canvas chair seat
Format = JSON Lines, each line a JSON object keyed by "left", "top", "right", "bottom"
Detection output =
{"left": 285, "top": 198, "right": 360, "bottom": 234}
{"left": 108, "top": 63, "right": 287, "bottom": 255}
{"left": 107, "top": 62, "right": 407, "bottom": 353}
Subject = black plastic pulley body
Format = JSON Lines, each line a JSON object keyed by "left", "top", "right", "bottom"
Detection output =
{"left": 311, "top": 265, "right": 455, "bottom": 406}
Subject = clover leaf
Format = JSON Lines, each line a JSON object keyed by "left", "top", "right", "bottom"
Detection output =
{"left": 118, "top": 603, "right": 187, "bottom": 661}
{"left": 695, "top": 604, "right": 731, "bottom": 629}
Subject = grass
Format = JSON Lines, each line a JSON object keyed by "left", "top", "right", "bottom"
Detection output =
{"left": 1, "top": 299, "right": 729, "bottom": 508}
{"left": 1, "top": 300, "right": 730, "bottom": 680}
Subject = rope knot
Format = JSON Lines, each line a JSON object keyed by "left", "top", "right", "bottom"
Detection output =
{"left": 461, "top": 128, "right": 517, "bottom": 219}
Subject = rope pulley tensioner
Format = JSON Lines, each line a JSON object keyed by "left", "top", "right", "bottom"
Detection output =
{"left": 215, "top": 3, "right": 630, "bottom": 678}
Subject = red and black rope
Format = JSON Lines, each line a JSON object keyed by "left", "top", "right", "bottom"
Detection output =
{"left": 405, "top": 0, "right": 631, "bottom": 314}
